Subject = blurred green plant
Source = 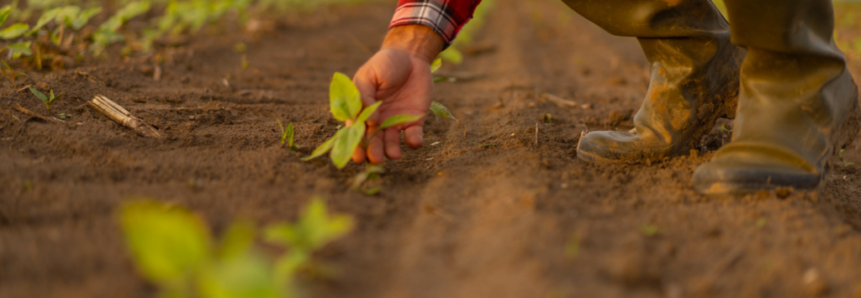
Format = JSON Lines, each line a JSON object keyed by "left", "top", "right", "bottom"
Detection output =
{"left": 119, "top": 196, "right": 353, "bottom": 298}
{"left": 277, "top": 119, "right": 299, "bottom": 151}
{"left": 0, "top": 61, "right": 26, "bottom": 82}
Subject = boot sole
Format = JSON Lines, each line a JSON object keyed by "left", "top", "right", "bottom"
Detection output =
{"left": 694, "top": 87, "right": 861, "bottom": 196}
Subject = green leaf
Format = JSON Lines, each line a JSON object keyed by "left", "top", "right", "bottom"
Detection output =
{"left": 28, "top": 87, "right": 47, "bottom": 102}
{"left": 299, "top": 198, "right": 354, "bottom": 250}
{"left": 286, "top": 122, "right": 294, "bottom": 147}
{"left": 379, "top": 114, "right": 423, "bottom": 130}
{"left": 32, "top": 8, "right": 62, "bottom": 34}
{"left": 218, "top": 220, "right": 256, "bottom": 260}
{"left": 356, "top": 101, "right": 382, "bottom": 124}
{"left": 0, "top": 23, "right": 30, "bottom": 39}
{"left": 430, "top": 57, "right": 442, "bottom": 73}
{"left": 0, "top": 6, "right": 11, "bottom": 27}
{"left": 119, "top": 200, "right": 211, "bottom": 287}
{"left": 430, "top": 101, "right": 456, "bottom": 120}
{"left": 330, "top": 123, "right": 365, "bottom": 169}
{"left": 72, "top": 7, "right": 102, "bottom": 31}
{"left": 329, "top": 72, "right": 361, "bottom": 121}
{"left": 439, "top": 48, "right": 463, "bottom": 64}
{"left": 301, "top": 128, "right": 345, "bottom": 161}
{"left": 4, "top": 41, "right": 31, "bottom": 58}
{"left": 197, "top": 251, "right": 281, "bottom": 298}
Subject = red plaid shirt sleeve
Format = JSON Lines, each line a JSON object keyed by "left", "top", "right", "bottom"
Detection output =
{"left": 389, "top": 0, "right": 482, "bottom": 48}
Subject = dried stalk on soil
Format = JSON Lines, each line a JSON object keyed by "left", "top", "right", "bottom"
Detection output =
{"left": 543, "top": 93, "right": 577, "bottom": 108}
{"left": 10, "top": 104, "right": 65, "bottom": 124}
{"left": 88, "top": 95, "right": 161, "bottom": 138}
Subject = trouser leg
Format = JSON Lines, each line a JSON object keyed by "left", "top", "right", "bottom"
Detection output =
{"left": 564, "top": 0, "right": 745, "bottom": 163}
{"left": 692, "top": 0, "right": 861, "bottom": 195}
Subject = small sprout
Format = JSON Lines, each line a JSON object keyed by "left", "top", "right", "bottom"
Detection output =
{"left": 756, "top": 218, "right": 766, "bottom": 228}
{"left": 351, "top": 164, "right": 385, "bottom": 195}
{"left": 303, "top": 72, "right": 422, "bottom": 168}
{"left": 720, "top": 123, "right": 733, "bottom": 134}
{"left": 564, "top": 236, "right": 580, "bottom": 260}
{"left": 641, "top": 224, "right": 659, "bottom": 236}
{"left": 543, "top": 113, "right": 552, "bottom": 124}
{"left": 22, "top": 180, "right": 32, "bottom": 191}
{"left": 29, "top": 87, "right": 63, "bottom": 111}
{"left": 0, "top": 61, "right": 26, "bottom": 83}
{"left": 277, "top": 119, "right": 298, "bottom": 151}
{"left": 430, "top": 101, "right": 457, "bottom": 120}
{"left": 233, "top": 42, "right": 247, "bottom": 52}
{"left": 58, "top": 113, "right": 71, "bottom": 119}
{"left": 839, "top": 149, "right": 854, "bottom": 167}
{"left": 241, "top": 54, "right": 248, "bottom": 70}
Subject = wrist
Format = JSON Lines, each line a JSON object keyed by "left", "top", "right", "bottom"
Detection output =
{"left": 381, "top": 25, "right": 445, "bottom": 64}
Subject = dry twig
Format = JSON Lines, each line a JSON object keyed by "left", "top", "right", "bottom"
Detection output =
{"left": 11, "top": 104, "right": 65, "bottom": 124}
{"left": 88, "top": 95, "right": 161, "bottom": 138}
{"left": 543, "top": 93, "right": 577, "bottom": 108}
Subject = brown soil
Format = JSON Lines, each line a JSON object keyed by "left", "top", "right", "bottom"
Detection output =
{"left": 3, "top": 1, "right": 861, "bottom": 297}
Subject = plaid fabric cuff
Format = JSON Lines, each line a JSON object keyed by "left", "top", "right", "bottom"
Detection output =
{"left": 389, "top": 0, "right": 479, "bottom": 48}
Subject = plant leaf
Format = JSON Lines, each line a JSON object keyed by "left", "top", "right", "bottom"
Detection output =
{"left": 118, "top": 200, "right": 211, "bottom": 287}
{"left": 301, "top": 128, "right": 345, "bottom": 161}
{"left": 0, "top": 6, "right": 10, "bottom": 27}
{"left": 32, "top": 8, "right": 61, "bottom": 34}
{"left": 430, "top": 57, "right": 442, "bottom": 73}
{"left": 356, "top": 101, "right": 382, "bottom": 124}
{"left": 439, "top": 47, "right": 463, "bottom": 64}
{"left": 286, "top": 122, "right": 294, "bottom": 147}
{"left": 299, "top": 198, "right": 354, "bottom": 250}
{"left": 4, "top": 41, "right": 31, "bottom": 58}
{"left": 28, "top": 87, "right": 47, "bottom": 102}
{"left": 72, "top": 7, "right": 102, "bottom": 31}
{"left": 329, "top": 72, "right": 361, "bottom": 121}
{"left": 197, "top": 250, "right": 282, "bottom": 298}
{"left": 379, "top": 114, "right": 423, "bottom": 130}
{"left": 330, "top": 123, "right": 365, "bottom": 169}
{"left": 430, "top": 101, "right": 456, "bottom": 120}
{"left": 0, "top": 23, "right": 30, "bottom": 39}
{"left": 218, "top": 220, "right": 256, "bottom": 260}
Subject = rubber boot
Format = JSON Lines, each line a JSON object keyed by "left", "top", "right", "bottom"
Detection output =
{"left": 692, "top": 0, "right": 861, "bottom": 195}
{"left": 561, "top": 0, "right": 745, "bottom": 163}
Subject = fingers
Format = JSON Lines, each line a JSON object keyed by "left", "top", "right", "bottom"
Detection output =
{"left": 352, "top": 145, "right": 366, "bottom": 164}
{"left": 404, "top": 125, "right": 423, "bottom": 149}
{"left": 384, "top": 128, "right": 402, "bottom": 160}
{"left": 367, "top": 124, "right": 386, "bottom": 164}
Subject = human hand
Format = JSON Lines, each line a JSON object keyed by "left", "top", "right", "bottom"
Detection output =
{"left": 351, "top": 25, "right": 444, "bottom": 164}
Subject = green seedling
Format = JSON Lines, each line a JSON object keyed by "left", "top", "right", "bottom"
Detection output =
{"left": 277, "top": 119, "right": 298, "bottom": 151}
{"left": 543, "top": 113, "right": 552, "bottom": 124}
{"left": 351, "top": 164, "right": 385, "bottom": 195}
{"left": 302, "top": 72, "right": 423, "bottom": 169}
{"left": 28, "top": 87, "right": 63, "bottom": 111}
{"left": 428, "top": 59, "right": 457, "bottom": 120}
{"left": 91, "top": 1, "right": 151, "bottom": 56}
{"left": 720, "top": 123, "right": 733, "bottom": 134}
{"left": 1, "top": 41, "right": 32, "bottom": 59}
{"left": 641, "top": 224, "right": 659, "bottom": 236}
{"left": 120, "top": 197, "right": 353, "bottom": 298}
{"left": 564, "top": 235, "right": 580, "bottom": 260}
{"left": 265, "top": 197, "right": 354, "bottom": 284}
{"left": 0, "top": 61, "right": 26, "bottom": 83}
{"left": 58, "top": 113, "right": 71, "bottom": 119}
{"left": 839, "top": 149, "right": 855, "bottom": 167}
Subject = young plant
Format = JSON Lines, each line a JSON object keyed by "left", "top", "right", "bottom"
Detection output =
{"left": 0, "top": 61, "right": 26, "bottom": 83}
{"left": 302, "top": 72, "right": 423, "bottom": 168}
{"left": 264, "top": 197, "right": 354, "bottom": 284}
{"left": 839, "top": 149, "right": 855, "bottom": 167}
{"left": 351, "top": 164, "right": 385, "bottom": 195}
{"left": 428, "top": 58, "right": 457, "bottom": 120}
{"left": 119, "top": 197, "right": 354, "bottom": 298}
{"left": 277, "top": 119, "right": 298, "bottom": 151}
{"left": 28, "top": 87, "right": 63, "bottom": 110}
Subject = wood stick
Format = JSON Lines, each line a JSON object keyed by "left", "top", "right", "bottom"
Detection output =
{"left": 543, "top": 93, "right": 577, "bottom": 108}
{"left": 11, "top": 104, "right": 65, "bottom": 124}
{"left": 535, "top": 123, "right": 539, "bottom": 146}
{"left": 88, "top": 95, "right": 161, "bottom": 138}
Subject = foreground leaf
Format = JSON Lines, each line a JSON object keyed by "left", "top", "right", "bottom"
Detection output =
{"left": 286, "top": 122, "right": 295, "bottom": 147}
{"left": 28, "top": 87, "right": 47, "bottom": 102}
{"left": 32, "top": 7, "right": 62, "bottom": 33}
{"left": 356, "top": 101, "right": 382, "bottom": 123}
{"left": 379, "top": 114, "right": 423, "bottom": 130}
{"left": 198, "top": 251, "right": 281, "bottom": 298}
{"left": 330, "top": 123, "right": 365, "bottom": 169}
{"left": 430, "top": 101, "right": 456, "bottom": 120}
{"left": 119, "top": 200, "right": 211, "bottom": 287}
{"left": 430, "top": 57, "right": 442, "bottom": 73}
{"left": 0, "top": 6, "right": 11, "bottom": 27}
{"left": 0, "top": 23, "right": 29, "bottom": 39}
{"left": 329, "top": 72, "right": 361, "bottom": 121}
{"left": 301, "top": 128, "right": 345, "bottom": 161}
{"left": 4, "top": 41, "right": 31, "bottom": 58}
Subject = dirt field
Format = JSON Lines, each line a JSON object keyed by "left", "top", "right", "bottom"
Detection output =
{"left": 2, "top": 0, "right": 861, "bottom": 297}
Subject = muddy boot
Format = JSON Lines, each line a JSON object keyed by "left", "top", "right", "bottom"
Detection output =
{"left": 692, "top": 0, "right": 861, "bottom": 195}
{"left": 561, "top": 0, "right": 745, "bottom": 163}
